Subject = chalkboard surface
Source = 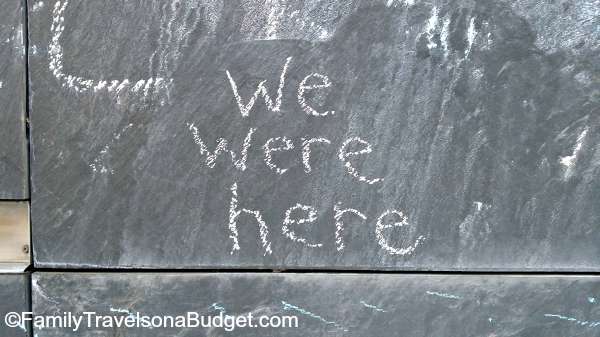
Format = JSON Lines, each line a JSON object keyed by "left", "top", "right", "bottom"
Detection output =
{"left": 0, "top": 0, "right": 27, "bottom": 199}
{"left": 32, "top": 273, "right": 600, "bottom": 336}
{"left": 30, "top": 0, "right": 599, "bottom": 269}
{"left": 0, "top": 274, "right": 30, "bottom": 337}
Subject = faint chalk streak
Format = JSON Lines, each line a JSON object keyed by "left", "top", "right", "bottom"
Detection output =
{"left": 360, "top": 300, "right": 387, "bottom": 312}
{"left": 544, "top": 314, "right": 600, "bottom": 328}
{"left": 426, "top": 291, "right": 461, "bottom": 300}
{"left": 281, "top": 301, "right": 347, "bottom": 331}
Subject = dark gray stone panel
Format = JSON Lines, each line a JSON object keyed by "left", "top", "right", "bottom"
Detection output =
{"left": 0, "top": 0, "right": 27, "bottom": 199}
{"left": 32, "top": 273, "right": 600, "bottom": 336}
{"left": 29, "top": 0, "right": 600, "bottom": 269}
{"left": 0, "top": 274, "right": 30, "bottom": 337}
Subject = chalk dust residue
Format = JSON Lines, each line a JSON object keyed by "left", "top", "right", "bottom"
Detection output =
{"left": 89, "top": 123, "right": 133, "bottom": 176}
{"left": 238, "top": 0, "right": 352, "bottom": 41}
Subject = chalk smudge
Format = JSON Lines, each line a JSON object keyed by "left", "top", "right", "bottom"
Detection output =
{"left": 560, "top": 127, "right": 588, "bottom": 179}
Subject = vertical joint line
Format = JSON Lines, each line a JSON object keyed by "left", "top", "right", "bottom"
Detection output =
{"left": 23, "top": 2, "right": 34, "bottom": 322}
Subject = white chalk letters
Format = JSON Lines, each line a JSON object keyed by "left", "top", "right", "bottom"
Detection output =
{"left": 226, "top": 58, "right": 335, "bottom": 117}
{"left": 225, "top": 183, "right": 425, "bottom": 255}
{"left": 213, "top": 56, "right": 425, "bottom": 257}
{"left": 226, "top": 57, "right": 292, "bottom": 117}
{"left": 228, "top": 183, "right": 272, "bottom": 256}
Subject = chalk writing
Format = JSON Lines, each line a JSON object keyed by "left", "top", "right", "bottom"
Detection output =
{"left": 334, "top": 204, "right": 367, "bottom": 252}
{"left": 264, "top": 137, "right": 295, "bottom": 175}
{"left": 188, "top": 55, "right": 428, "bottom": 257}
{"left": 188, "top": 123, "right": 256, "bottom": 171}
{"left": 226, "top": 57, "right": 292, "bottom": 117}
{"left": 376, "top": 210, "right": 425, "bottom": 256}
{"left": 282, "top": 204, "right": 322, "bottom": 248}
{"left": 298, "top": 73, "right": 335, "bottom": 116}
{"left": 49, "top": 0, "right": 172, "bottom": 101}
{"left": 228, "top": 183, "right": 272, "bottom": 256}
{"left": 339, "top": 137, "right": 384, "bottom": 185}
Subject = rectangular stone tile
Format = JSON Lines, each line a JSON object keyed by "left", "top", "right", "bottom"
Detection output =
{"left": 0, "top": 274, "right": 30, "bottom": 337}
{"left": 0, "top": 0, "right": 27, "bottom": 199}
{"left": 32, "top": 273, "right": 600, "bottom": 336}
{"left": 29, "top": 0, "right": 600, "bottom": 269}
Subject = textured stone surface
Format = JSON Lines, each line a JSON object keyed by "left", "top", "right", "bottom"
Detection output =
{"left": 32, "top": 273, "right": 600, "bottom": 336}
{"left": 0, "top": 0, "right": 27, "bottom": 199}
{"left": 0, "top": 274, "right": 30, "bottom": 337}
{"left": 29, "top": 0, "right": 600, "bottom": 269}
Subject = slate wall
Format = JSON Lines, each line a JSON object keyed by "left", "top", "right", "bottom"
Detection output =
{"left": 27, "top": 0, "right": 600, "bottom": 270}
{"left": 0, "top": 274, "right": 30, "bottom": 337}
{"left": 31, "top": 273, "right": 600, "bottom": 337}
{"left": 0, "top": 0, "right": 27, "bottom": 199}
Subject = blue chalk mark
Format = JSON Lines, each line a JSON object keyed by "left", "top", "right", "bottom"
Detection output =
{"left": 360, "top": 300, "right": 387, "bottom": 313}
{"left": 281, "top": 301, "right": 347, "bottom": 331}
{"left": 589, "top": 297, "right": 596, "bottom": 303}
{"left": 544, "top": 314, "right": 600, "bottom": 328}
{"left": 109, "top": 307, "right": 131, "bottom": 314}
{"left": 210, "top": 302, "right": 226, "bottom": 314}
{"left": 426, "top": 291, "right": 461, "bottom": 300}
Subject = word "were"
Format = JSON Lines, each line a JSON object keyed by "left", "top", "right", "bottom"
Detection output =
{"left": 187, "top": 124, "right": 384, "bottom": 185}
